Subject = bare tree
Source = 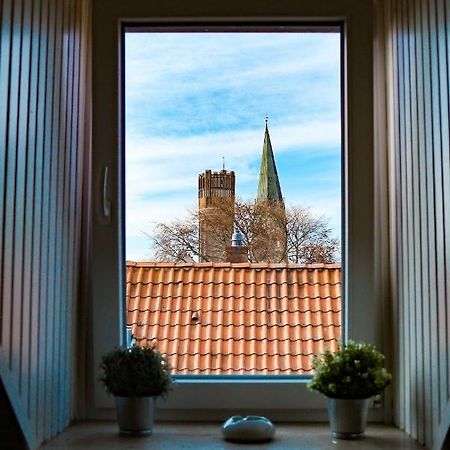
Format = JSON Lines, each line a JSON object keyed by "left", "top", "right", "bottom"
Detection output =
{"left": 150, "top": 199, "right": 340, "bottom": 263}
{"left": 150, "top": 215, "right": 199, "bottom": 262}
{"left": 285, "top": 207, "right": 340, "bottom": 263}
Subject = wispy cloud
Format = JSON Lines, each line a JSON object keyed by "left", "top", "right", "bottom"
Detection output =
{"left": 126, "top": 120, "right": 340, "bottom": 162}
{"left": 125, "top": 33, "right": 341, "bottom": 137}
{"left": 126, "top": 34, "right": 340, "bottom": 98}
{"left": 125, "top": 32, "right": 342, "bottom": 260}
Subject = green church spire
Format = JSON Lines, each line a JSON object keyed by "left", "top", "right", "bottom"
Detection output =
{"left": 256, "top": 118, "right": 283, "bottom": 204}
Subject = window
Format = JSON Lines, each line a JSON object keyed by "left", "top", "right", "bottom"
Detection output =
{"left": 125, "top": 30, "right": 343, "bottom": 379}
{"left": 91, "top": 0, "right": 378, "bottom": 419}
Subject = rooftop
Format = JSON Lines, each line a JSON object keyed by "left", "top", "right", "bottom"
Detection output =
{"left": 126, "top": 261, "right": 341, "bottom": 375}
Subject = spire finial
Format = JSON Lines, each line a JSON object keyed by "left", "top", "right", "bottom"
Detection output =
{"left": 222, "top": 156, "right": 225, "bottom": 171}
{"left": 265, "top": 114, "right": 269, "bottom": 126}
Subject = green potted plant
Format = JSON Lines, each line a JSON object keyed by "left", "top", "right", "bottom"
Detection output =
{"left": 308, "top": 341, "right": 392, "bottom": 439}
{"left": 100, "top": 346, "right": 172, "bottom": 435}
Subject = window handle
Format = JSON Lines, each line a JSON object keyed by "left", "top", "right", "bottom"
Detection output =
{"left": 102, "top": 166, "right": 111, "bottom": 222}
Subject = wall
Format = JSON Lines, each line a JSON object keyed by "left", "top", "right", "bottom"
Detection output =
{"left": 0, "top": 0, "right": 90, "bottom": 448}
{"left": 384, "top": 0, "right": 450, "bottom": 448}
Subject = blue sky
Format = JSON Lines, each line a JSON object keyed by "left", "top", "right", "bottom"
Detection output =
{"left": 125, "top": 32, "right": 341, "bottom": 261}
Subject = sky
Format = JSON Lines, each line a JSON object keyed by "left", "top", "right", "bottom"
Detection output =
{"left": 125, "top": 32, "right": 342, "bottom": 261}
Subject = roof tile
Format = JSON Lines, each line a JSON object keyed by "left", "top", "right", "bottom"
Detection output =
{"left": 126, "top": 262, "right": 341, "bottom": 375}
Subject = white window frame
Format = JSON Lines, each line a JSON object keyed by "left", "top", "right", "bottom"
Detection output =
{"left": 90, "top": 0, "right": 382, "bottom": 421}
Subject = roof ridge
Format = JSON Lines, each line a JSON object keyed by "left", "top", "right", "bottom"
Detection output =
{"left": 126, "top": 261, "right": 342, "bottom": 269}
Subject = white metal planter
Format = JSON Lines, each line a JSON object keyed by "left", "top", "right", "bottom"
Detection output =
{"left": 327, "top": 398, "right": 370, "bottom": 439}
{"left": 115, "top": 396, "right": 155, "bottom": 436}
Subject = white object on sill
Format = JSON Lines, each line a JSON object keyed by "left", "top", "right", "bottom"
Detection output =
{"left": 222, "top": 415, "right": 275, "bottom": 442}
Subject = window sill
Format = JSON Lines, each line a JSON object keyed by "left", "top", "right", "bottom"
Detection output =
{"left": 40, "top": 421, "right": 423, "bottom": 449}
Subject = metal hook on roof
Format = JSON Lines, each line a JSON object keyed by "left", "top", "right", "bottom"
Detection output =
{"left": 191, "top": 311, "right": 200, "bottom": 323}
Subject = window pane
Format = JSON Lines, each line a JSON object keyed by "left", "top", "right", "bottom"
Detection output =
{"left": 125, "top": 31, "right": 342, "bottom": 376}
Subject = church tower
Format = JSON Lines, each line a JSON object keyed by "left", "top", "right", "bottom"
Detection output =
{"left": 257, "top": 118, "right": 284, "bottom": 205}
{"left": 198, "top": 169, "right": 235, "bottom": 262}
{"left": 254, "top": 119, "right": 287, "bottom": 262}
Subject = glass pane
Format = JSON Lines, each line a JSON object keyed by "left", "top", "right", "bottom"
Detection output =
{"left": 125, "top": 31, "right": 342, "bottom": 376}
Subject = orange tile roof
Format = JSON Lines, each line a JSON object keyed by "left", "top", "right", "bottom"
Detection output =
{"left": 126, "top": 262, "right": 341, "bottom": 375}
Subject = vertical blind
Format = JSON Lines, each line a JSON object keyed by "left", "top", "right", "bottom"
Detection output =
{"left": 385, "top": 0, "right": 450, "bottom": 448}
{"left": 0, "top": 0, "right": 90, "bottom": 448}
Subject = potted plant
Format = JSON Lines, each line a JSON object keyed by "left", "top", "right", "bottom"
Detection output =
{"left": 308, "top": 341, "right": 392, "bottom": 439}
{"left": 100, "top": 345, "right": 172, "bottom": 435}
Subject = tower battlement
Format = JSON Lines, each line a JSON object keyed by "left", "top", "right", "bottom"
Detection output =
{"left": 198, "top": 169, "right": 235, "bottom": 262}
{"left": 198, "top": 169, "right": 235, "bottom": 209}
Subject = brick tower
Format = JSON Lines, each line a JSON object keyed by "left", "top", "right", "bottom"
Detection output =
{"left": 198, "top": 169, "right": 235, "bottom": 262}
